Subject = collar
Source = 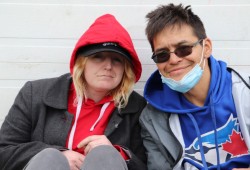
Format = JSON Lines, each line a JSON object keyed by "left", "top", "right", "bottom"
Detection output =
{"left": 117, "top": 91, "right": 144, "bottom": 115}
{"left": 42, "top": 73, "right": 143, "bottom": 115}
{"left": 43, "top": 73, "right": 72, "bottom": 109}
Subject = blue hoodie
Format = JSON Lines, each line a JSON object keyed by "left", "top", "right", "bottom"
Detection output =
{"left": 144, "top": 56, "right": 250, "bottom": 169}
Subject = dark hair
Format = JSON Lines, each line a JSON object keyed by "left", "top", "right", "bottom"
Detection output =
{"left": 145, "top": 3, "right": 207, "bottom": 51}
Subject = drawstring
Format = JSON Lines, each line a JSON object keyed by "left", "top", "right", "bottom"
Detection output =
{"left": 187, "top": 113, "right": 208, "bottom": 169}
{"left": 67, "top": 97, "right": 110, "bottom": 149}
{"left": 210, "top": 94, "right": 221, "bottom": 170}
{"left": 90, "top": 102, "right": 110, "bottom": 131}
{"left": 187, "top": 93, "right": 221, "bottom": 170}
{"left": 68, "top": 97, "right": 83, "bottom": 149}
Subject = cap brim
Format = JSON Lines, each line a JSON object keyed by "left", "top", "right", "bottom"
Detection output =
{"left": 77, "top": 43, "right": 132, "bottom": 62}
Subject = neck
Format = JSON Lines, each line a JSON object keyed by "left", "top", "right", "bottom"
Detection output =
{"left": 184, "top": 65, "right": 211, "bottom": 107}
{"left": 85, "top": 88, "right": 109, "bottom": 103}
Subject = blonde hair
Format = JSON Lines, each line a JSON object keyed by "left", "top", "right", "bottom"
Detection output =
{"left": 72, "top": 55, "right": 136, "bottom": 109}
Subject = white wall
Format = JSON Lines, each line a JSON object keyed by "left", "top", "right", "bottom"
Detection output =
{"left": 1, "top": 0, "right": 250, "bottom": 126}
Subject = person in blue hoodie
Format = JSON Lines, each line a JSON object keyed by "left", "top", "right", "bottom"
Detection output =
{"left": 140, "top": 3, "right": 250, "bottom": 170}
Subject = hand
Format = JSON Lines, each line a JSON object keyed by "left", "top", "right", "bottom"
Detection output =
{"left": 77, "top": 135, "right": 112, "bottom": 155}
{"left": 232, "top": 168, "right": 250, "bottom": 170}
{"left": 62, "top": 150, "right": 85, "bottom": 170}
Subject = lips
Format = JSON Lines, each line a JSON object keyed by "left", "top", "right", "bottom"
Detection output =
{"left": 167, "top": 65, "right": 190, "bottom": 78}
{"left": 168, "top": 67, "right": 184, "bottom": 76}
{"left": 97, "top": 75, "right": 114, "bottom": 78}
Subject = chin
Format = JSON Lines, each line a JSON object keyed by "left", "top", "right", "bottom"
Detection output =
{"left": 96, "top": 85, "right": 116, "bottom": 91}
{"left": 168, "top": 74, "right": 184, "bottom": 81}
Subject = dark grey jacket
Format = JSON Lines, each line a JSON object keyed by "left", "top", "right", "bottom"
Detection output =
{"left": 0, "top": 73, "right": 147, "bottom": 170}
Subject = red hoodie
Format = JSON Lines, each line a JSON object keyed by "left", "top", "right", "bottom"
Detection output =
{"left": 69, "top": 14, "right": 142, "bottom": 82}
{"left": 67, "top": 14, "right": 141, "bottom": 159}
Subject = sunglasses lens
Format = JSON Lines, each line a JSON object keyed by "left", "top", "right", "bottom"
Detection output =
{"left": 152, "top": 51, "right": 170, "bottom": 63}
{"left": 175, "top": 46, "right": 193, "bottom": 57}
{"left": 152, "top": 43, "right": 196, "bottom": 63}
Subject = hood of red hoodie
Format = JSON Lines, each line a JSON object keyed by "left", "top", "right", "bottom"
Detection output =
{"left": 69, "top": 14, "right": 142, "bottom": 82}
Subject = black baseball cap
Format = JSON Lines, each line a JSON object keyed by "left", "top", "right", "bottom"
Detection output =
{"left": 76, "top": 42, "right": 132, "bottom": 62}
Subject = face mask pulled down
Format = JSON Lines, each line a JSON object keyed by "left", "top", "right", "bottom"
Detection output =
{"left": 160, "top": 41, "right": 205, "bottom": 93}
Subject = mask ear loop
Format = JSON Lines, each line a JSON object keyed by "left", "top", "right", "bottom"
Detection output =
{"left": 198, "top": 39, "right": 206, "bottom": 70}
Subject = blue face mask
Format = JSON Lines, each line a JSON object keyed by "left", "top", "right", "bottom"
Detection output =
{"left": 160, "top": 41, "right": 205, "bottom": 93}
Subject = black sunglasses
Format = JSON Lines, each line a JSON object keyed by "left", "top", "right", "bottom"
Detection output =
{"left": 152, "top": 39, "right": 203, "bottom": 63}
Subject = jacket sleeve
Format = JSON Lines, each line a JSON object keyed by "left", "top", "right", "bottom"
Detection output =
{"left": 139, "top": 105, "right": 173, "bottom": 170}
{"left": 126, "top": 118, "right": 147, "bottom": 170}
{"left": 0, "top": 82, "right": 66, "bottom": 170}
{"left": 112, "top": 91, "right": 147, "bottom": 170}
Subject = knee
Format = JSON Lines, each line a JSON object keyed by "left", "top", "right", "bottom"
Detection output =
{"left": 29, "top": 148, "right": 66, "bottom": 163}
{"left": 24, "top": 148, "right": 70, "bottom": 170}
{"left": 90, "top": 145, "right": 118, "bottom": 155}
{"left": 82, "top": 145, "right": 128, "bottom": 170}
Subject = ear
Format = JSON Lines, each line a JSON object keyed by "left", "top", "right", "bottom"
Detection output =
{"left": 203, "top": 38, "right": 212, "bottom": 59}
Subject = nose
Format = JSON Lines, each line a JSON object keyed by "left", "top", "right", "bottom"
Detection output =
{"left": 104, "top": 57, "right": 112, "bottom": 70}
{"left": 168, "top": 52, "right": 182, "bottom": 64}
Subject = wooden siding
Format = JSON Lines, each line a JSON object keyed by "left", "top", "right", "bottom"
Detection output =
{"left": 1, "top": 1, "right": 250, "bottom": 125}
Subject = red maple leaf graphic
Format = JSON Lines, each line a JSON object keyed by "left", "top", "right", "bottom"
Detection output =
{"left": 222, "top": 130, "right": 248, "bottom": 157}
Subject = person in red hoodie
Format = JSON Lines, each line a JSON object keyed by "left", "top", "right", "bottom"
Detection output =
{"left": 0, "top": 14, "right": 146, "bottom": 170}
